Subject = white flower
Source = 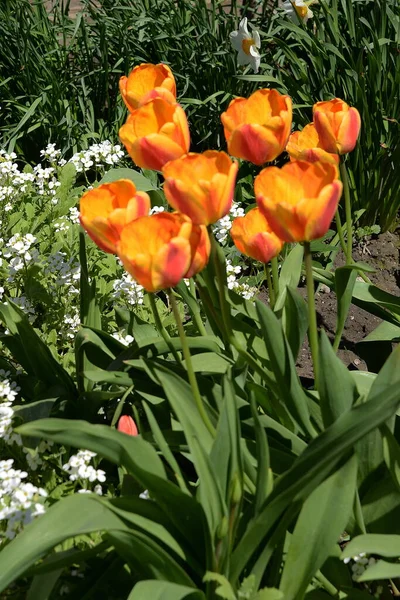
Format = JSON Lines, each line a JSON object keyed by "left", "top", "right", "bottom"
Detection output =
{"left": 282, "top": 0, "right": 314, "bottom": 23}
{"left": 230, "top": 17, "right": 261, "bottom": 74}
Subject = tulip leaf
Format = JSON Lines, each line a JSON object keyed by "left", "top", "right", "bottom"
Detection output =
{"left": 357, "top": 560, "right": 400, "bottom": 582}
{"left": 333, "top": 265, "right": 358, "bottom": 351}
{"left": 318, "top": 331, "right": 358, "bottom": 427}
{"left": 282, "top": 286, "right": 308, "bottom": 361}
{"left": 279, "top": 454, "right": 358, "bottom": 600}
{"left": 274, "top": 243, "right": 304, "bottom": 311}
{"left": 100, "top": 167, "right": 157, "bottom": 191}
{"left": 255, "top": 299, "right": 316, "bottom": 438}
{"left": 128, "top": 581, "right": 205, "bottom": 600}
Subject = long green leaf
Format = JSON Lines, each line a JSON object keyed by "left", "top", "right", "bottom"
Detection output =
{"left": 128, "top": 581, "right": 205, "bottom": 600}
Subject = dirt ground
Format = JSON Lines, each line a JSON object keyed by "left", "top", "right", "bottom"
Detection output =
{"left": 296, "top": 231, "right": 400, "bottom": 381}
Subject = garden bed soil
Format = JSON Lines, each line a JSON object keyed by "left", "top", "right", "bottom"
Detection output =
{"left": 298, "top": 231, "right": 400, "bottom": 379}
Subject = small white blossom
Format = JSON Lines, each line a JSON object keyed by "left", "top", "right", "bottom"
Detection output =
{"left": 112, "top": 331, "right": 135, "bottom": 346}
{"left": 63, "top": 450, "right": 106, "bottom": 487}
{"left": 230, "top": 17, "right": 261, "bottom": 73}
{"left": 40, "top": 143, "right": 61, "bottom": 163}
{"left": 113, "top": 272, "right": 145, "bottom": 307}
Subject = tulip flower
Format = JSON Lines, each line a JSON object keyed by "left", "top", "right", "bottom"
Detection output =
{"left": 221, "top": 89, "right": 292, "bottom": 165}
{"left": 286, "top": 123, "right": 339, "bottom": 165}
{"left": 119, "top": 98, "right": 190, "bottom": 171}
{"left": 119, "top": 63, "right": 176, "bottom": 112}
{"left": 231, "top": 207, "right": 284, "bottom": 263}
{"left": 118, "top": 212, "right": 210, "bottom": 292}
{"left": 230, "top": 17, "right": 261, "bottom": 74}
{"left": 255, "top": 160, "right": 342, "bottom": 242}
{"left": 162, "top": 151, "right": 238, "bottom": 226}
{"left": 79, "top": 179, "right": 150, "bottom": 254}
{"left": 313, "top": 98, "right": 361, "bottom": 155}
{"left": 117, "top": 415, "right": 138, "bottom": 436}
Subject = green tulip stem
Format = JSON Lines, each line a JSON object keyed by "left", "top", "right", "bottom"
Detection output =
{"left": 340, "top": 160, "right": 353, "bottom": 265}
{"left": 167, "top": 289, "right": 216, "bottom": 438}
{"left": 148, "top": 293, "right": 182, "bottom": 366}
{"left": 264, "top": 263, "right": 275, "bottom": 308}
{"left": 271, "top": 256, "right": 280, "bottom": 303}
{"left": 304, "top": 242, "right": 319, "bottom": 389}
{"left": 335, "top": 209, "right": 347, "bottom": 256}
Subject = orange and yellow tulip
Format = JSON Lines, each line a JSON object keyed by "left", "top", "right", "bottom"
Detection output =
{"left": 313, "top": 98, "right": 361, "bottom": 155}
{"left": 119, "top": 63, "right": 176, "bottom": 112}
{"left": 79, "top": 179, "right": 150, "bottom": 254}
{"left": 221, "top": 89, "right": 292, "bottom": 165}
{"left": 119, "top": 98, "right": 190, "bottom": 171}
{"left": 230, "top": 207, "right": 284, "bottom": 263}
{"left": 286, "top": 123, "right": 339, "bottom": 165}
{"left": 118, "top": 212, "right": 210, "bottom": 292}
{"left": 255, "top": 161, "right": 342, "bottom": 243}
{"left": 162, "top": 151, "right": 238, "bottom": 225}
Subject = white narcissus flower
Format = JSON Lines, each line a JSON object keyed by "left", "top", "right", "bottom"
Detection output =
{"left": 230, "top": 17, "right": 261, "bottom": 74}
{"left": 282, "top": 0, "right": 315, "bottom": 23}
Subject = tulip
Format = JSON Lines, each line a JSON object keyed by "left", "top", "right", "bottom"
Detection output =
{"left": 286, "top": 123, "right": 339, "bottom": 166}
{"left": 79, "top": 179, "right": 150, "bottom": 254}
{"left": 255, "top": 161, "right": 343, "bottom": 243}
{"left": 162, "top": 151, "right": 238, "bottom": 226}
{"left": 119, "top": 98, "right": 190, "bottom": 171}
{"left": 119, "top": 63, "right": 176, "bottom": 112}
{"left": 221, "top": 89, "right": 292, "bottom": 165}
{"left": 313, "top": 98, "right": 361, "bottom": 155}
{"left": 117, "top": 415, "right": 138, "bottom": 436}
{"left": 231, "top": 207, "right": 284, "bottom": 263}
{"left": 118, "top": 212, "right": 210, "bottom": 292}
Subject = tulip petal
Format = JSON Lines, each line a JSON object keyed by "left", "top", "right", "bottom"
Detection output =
{"left": 337, "top": 107, "right": 361, "bottom": 154}
{"left": 229, "top": 123, "right": 281, "bottom": 165}
{"left": 300, "top": 181, "right": 343, "bottom": 241}
{"left": 151, "top": 237, "right": 191, "bottom": 291}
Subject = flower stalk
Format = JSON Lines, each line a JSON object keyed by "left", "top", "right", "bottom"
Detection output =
{"left": 167, "top": 289, "right": 216, "bottom": 437}
{"left": 340, "top": 161, "right": 353, "bottom": 265}
{"left": 304, "top": 242, "right": 319, "bottom": 389}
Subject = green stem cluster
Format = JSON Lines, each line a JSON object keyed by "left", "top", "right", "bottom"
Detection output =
{"left": 304, "top": 242, "right": 319, "bottom": 389}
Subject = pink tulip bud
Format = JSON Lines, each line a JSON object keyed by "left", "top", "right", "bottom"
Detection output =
{"left": 117, "top": 415, "right": 138, "bottom": 436}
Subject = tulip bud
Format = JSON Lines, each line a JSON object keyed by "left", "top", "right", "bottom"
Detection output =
{"left": 221, "top": 89, "right": 292, "bottom": 165}
{"left": 256, "top": 160, "right": 343, "bottom": 243}
{"left": 162, "top": 151, "right": 238, "bottom": 225}
{"left": 230, "top": 207, "right": 284, "bottom": 263}
{"left": 313, "top": 98, "right": 361, "bottom": 155}
{"left": 119, "top": 63, "right": 176, "bottom": 112}
{"left": 286, "top": 123, "right": 339, "bottom": 166}
{"left": 119, "top": 98, "right": 190, "bottom": 171}
{"left": 79, "top": 179, "right": 150, "bottom": 254}
{"left": 117, "top": 415, "right": 138, "bottom": 436}
{"left": 118, "top": 212, "right": 210, "bottom": 292}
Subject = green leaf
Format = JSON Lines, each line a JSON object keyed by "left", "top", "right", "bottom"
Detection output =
{"left": 0, "top": 299, "right": 76, "bottom": 398}
{"left": 318, "top": 331, "right": 357, "bottom": 427}
{"left": 184, "top": 352, "right": 233, "bottom": 374}
{"left": 279, "top": 455, "right": 358, "bottom": 600}
{"left": 17, "top": 419, "right": 166, "bottom": 481}
{"left": 255, "top": 300, "right": 316, "bottom": 438}
{"left": 203, "top": 572, "right": 236, "bottom": 600}
{"left": 0, "top": 495, "right": 132, "bottom": 593}
{"left": 100, "top": 168, "right": 156, "bottom": 191}
{"left": 256, "top": 590, "right": 284, "bottom": 600}
{"left": 27, "top": 569, "right": 63, "bottom": 600}
{"left": 250, "top": 397, "right": 272, "bottom": 514}
{"left": 382, "top": 424, "right": 400, "bottom": 493}
{"left": 128, "top": 581, "right": 205, "bottom": 600}
{"left": 342, "top": 533, "right": 400, "bottom": 559}
{"left": 274, "top": 244, "right": 304, "bottom": 312}
{"left": 358, "top": 560, "right": 400, "bottom": 582}
{"left": 333, "top": 266, "right": 358, "bottom": 351}
{"left": 231, "top": 380, "right": 400, "bottom": 580}
{"left": 282, "top": 287, "right": 308, "bottom": 361}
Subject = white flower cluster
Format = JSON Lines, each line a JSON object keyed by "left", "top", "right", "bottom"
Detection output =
{"left": 62, "top": 311, "right": 81, "bottom": 340}
{"left": 44, "top": 251, "right": 80, "bottom": 293}
{"left": 213, "top": 202, "right": 245, "bottom": 244}
{"left": 149, "top": 205, "right": 165, "bottom": 215}
{"left": 0, "top": 459, "right": 47, "bottom": 541}
{"left": 69, "top": 141, "right": 124, "bottom": 173}
{"left": 0, "top": 370, "right": 22, "bottom": 447}
{"left": 33, "top": 165, "right": 61, "bottom": 200}
{"left": 10, "top": 296, "right": 36, "bottom": 324}
{"left": 2, "top": 233, "right": 38, "bottom": 274}
{"left": 343, "top": 552, "right": 377, "bottom": 581}
{"left": 113, "top": 272, "right": 145, "bottom": 307}
{"left": 226, "top": 259, "right": 257, "bottom": 300}
{"left": 53, "top": 207, "right": 81, "bottom": 233}
{"left": 40, "top": 143, "right": 61, "bottom": 163}
{"left": 62, "top": 450, "right": 105, "bottom": 495}
{"left": 112, "top": 330, "right": 135, "bottom": 346}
